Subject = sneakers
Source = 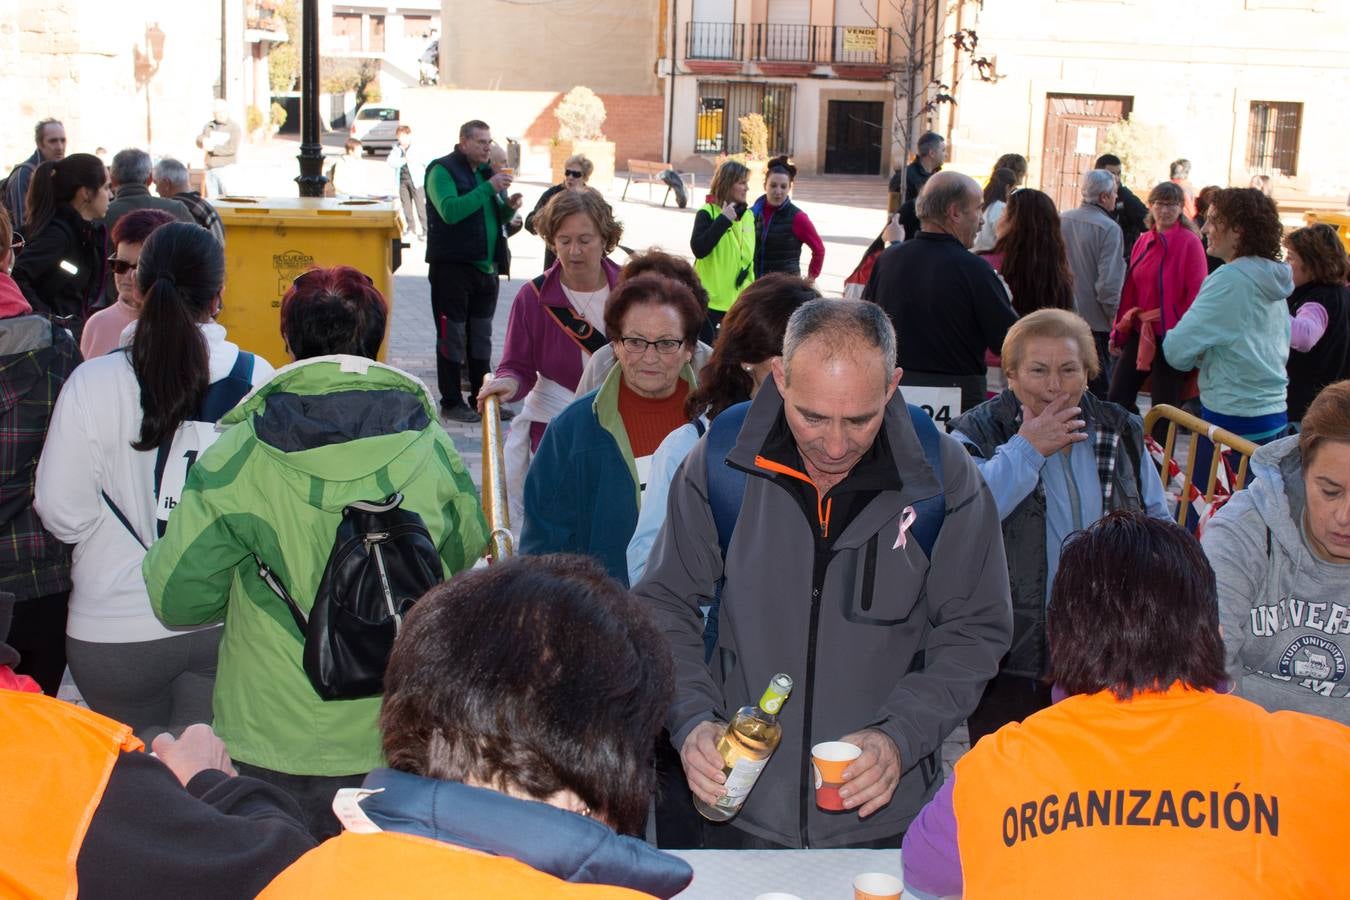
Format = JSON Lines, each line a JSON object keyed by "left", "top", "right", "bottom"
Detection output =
{"left": 441, "top": 405, "right": 481, "bottom": 424}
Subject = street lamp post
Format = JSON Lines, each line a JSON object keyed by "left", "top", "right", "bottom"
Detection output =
{"left": 295, "top": 0, "right": 328, "bottom": 197}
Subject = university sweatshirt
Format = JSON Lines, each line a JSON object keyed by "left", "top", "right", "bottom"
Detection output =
{"left": 1201, "top": 435, "right": 1350, "bottom": 725}
{"left": 33, "top": 324, "right": 274, "bottom": 642}
{"left": 1162, "top": 256, "right": 1294, "bottom": 417}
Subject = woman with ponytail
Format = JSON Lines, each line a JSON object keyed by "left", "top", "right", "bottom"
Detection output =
{"left": 35, "top": 222, "right": 274, "bottom": 738}
{"left": 10, "top": 153, "right": 111, "bottom": 336}
{"left": 625, "top": 272, "right": 819, "bottom": 585}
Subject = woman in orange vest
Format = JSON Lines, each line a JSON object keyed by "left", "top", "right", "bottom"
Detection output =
{"left": 0, "top": 593, "right": 314, "bottom": 898}
{"left": 901, "top": 511, "right": 1350, "bottom": 898}
{"left": 261, "top": 554, "right": 693, "bottom": 899}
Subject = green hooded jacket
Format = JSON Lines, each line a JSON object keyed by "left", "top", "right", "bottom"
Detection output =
{"left": 144, "top": 356, "right": 487, "bottom": 776}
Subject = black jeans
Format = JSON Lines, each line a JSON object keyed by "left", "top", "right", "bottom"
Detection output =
{"left": 8, "top": 591, "right": 70, "bottom": 696}
{"left": 427, "top": 261, "right": 498, "bottom": 409}
{"left": 1107, "top": 331, "right": 1189, "bottom": 444}
{"left": 966, "top": 671, "right": 1053, "bottom": 746}
{"left": 1088, "top": 330, "right": 1113, "bottom": 400}
{"left": 235, "top": 761, "right": 367, "bottom": 841}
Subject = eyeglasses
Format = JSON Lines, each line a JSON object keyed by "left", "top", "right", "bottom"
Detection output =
{"left": 564, "top": 170, "right": 584, "bottom": 179}
{"left": 107, "top": 255, "right": 138, "bottom": 275}
{"left": 1151, "top": 201, "right": 1182, "bottom": 209}
{"left": 619, "top": 336, "right": 685, "bottom": 356}
{"left": 9, "top": 232, "right": 23, "bottom": 253}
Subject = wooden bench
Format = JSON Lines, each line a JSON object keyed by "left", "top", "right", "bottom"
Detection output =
{"left": 621, "top": 160, "right": 695, "bottom": 207}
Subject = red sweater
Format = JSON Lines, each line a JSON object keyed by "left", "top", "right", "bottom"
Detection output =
{"left": 618, "top": 379, "right": 689, "bottom": 458}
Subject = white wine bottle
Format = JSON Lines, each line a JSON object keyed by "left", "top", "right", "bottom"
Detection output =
{"left": 694, "top": 673, "right": 793, "bottom": 822}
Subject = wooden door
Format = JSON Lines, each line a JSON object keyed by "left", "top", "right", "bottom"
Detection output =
{"left": 1042, "top": 95, "right": 1132, "bottom": 211}
{"left": 825, "top": 100, "right": 883, "bottom": 175}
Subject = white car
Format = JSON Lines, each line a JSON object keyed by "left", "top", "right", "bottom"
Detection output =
{"left": 350, "top": 105, "right": 399, "bottom": 154}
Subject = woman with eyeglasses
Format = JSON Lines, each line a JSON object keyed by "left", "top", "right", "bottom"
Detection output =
{"left": 520, "top": 273, "right": 703, "bottom": 584}
{"left": 0, "top": 206, "right": 80, "bottom": 698}
{"left": 11, "top": 153, "right": 111, "bottom": 339}
{"left": 525, "top": 154, "right": 593, "bottom": 271}
{"left": 1107, "top": 181, "right": 1208, "bottom": 439}
{"left": 34, "top": 223, "right": 274, "bottom": 740}
{"left": 476, "top": 188, "right": 623, "bottom": 530}
{"left": 79, "top": 208, "right": 177, "bottom": 359}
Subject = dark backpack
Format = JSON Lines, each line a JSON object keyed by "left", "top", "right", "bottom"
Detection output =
{"left": 255, "top": 492, "right": 445, "bottom": 701}
{"left": 660, "top": 168, "right": 688, "bottom": 209}
{"left": 0, "top": 159, "right": 34, "bottom": 223}
{"left": 698, "top": 400, "right": 946, "bottom": 659}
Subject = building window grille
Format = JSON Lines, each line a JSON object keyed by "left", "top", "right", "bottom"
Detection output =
{"left": 1246, "top": 101, "right": 1301, "bottom": 176}
{"left": 695, "top": 81, "right": 795, "bottom": 156}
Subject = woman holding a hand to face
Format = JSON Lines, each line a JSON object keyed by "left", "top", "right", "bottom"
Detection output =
{"left": 950, "top": 309, "right": 1169, "bottom": 743}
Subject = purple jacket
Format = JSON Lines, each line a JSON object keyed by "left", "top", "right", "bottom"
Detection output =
{"left": 496, "top": 258, "right": 619, "bottom": 403}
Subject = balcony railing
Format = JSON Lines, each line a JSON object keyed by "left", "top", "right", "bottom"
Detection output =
{"left": 686, "top": 22, "right": 745, "bottom": 61}
{"left": 749, "top": 24, "right": 892, "bottom": 66}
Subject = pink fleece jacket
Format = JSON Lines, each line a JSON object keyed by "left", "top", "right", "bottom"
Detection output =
{"left": 1113, "top": 224, "right": 1208, "bottom": 341}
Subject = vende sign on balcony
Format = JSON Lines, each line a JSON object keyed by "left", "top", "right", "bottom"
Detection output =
{"left": 842, "top": 27, "right": 878, "bottom": 53}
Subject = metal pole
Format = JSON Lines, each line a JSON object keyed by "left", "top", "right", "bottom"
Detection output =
{"left": 480, "top": 392, "right": 515, "bottom": 563}
{"left": 295, "top": 0, "right": 327, "bottom": 197}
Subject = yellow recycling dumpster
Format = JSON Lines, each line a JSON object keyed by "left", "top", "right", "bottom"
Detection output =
{"left": 1303, "top": 210, "right": 1350, "bottom": 254}
{"left": 213, "top": 197, "right": 403, "bottom": 368}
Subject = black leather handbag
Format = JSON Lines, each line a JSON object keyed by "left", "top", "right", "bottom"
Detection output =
{"left": 255, "top": 493, "right": 444, "bottom": 700}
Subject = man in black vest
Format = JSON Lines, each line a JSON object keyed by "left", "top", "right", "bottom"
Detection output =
{"left": 424, "top": 120, "right": 520, "bottom": 422}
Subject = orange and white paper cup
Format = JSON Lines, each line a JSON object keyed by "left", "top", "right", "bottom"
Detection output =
{"left": 853, "top": 872, "right": 903, "bottom": 900}
{"left": 811, "top": 740, "right": 862, "bottom": 811}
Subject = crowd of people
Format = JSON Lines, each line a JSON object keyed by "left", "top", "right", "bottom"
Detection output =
{"left": 1, "top": 111, "right": 1348, "bottom": 898}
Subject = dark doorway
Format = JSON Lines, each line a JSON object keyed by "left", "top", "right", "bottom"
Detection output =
{"left": 825, "top": 100, "right": 883, "bottom": 174}
{"left": 1043, "top": 94, "right": 1133, "bottom": 211}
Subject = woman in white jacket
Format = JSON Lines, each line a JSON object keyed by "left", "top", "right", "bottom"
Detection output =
{"left": 35, "top": 222, "right": 273, "bottom": 737}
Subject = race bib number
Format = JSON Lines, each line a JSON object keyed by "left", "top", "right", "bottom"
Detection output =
{"left": 903, "top": 386, "right": 962, "bottom": 428}
{"left": 156, "top": 421, "right": 219, "bottom": 536}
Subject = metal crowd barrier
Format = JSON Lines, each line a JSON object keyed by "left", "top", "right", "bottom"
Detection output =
{"left": 480, "top": 394, "right": 514, "bottom": 562}
{"left": 1143, "top": 404, "right": 1257, "bottom": 530}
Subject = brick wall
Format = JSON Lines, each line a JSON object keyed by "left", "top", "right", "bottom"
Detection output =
{"left": 522, "top": 93, "right": 666, "bottom": 167}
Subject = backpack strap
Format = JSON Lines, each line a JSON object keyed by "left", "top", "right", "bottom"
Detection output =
{"left": 543, "top": 302, "right": 608, "bottom": 356}
{"left": 904, "top": 403, "right": 946, "bottom": 559}
{"left": 703, "top": 401, "right": 946, "bottom": 559}
{"left": 254, "top": 554, "right": 310, "bottom": 636}
{"left": 705, "top": 401, "right": 751, "bottom": 559}
{"left": 154, "top": 351, "right": 256, "bottom": 500}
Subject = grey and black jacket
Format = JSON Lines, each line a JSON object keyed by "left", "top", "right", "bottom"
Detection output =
{"left": 634, "top": 379, "right": 1012, "bottom": 848}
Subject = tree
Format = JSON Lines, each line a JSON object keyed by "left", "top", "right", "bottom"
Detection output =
{"left": 883, "top": 1, "right": 1001, "bottom": 203}
{"left": 268, "top": 0, "right": 300, "bottom": 92}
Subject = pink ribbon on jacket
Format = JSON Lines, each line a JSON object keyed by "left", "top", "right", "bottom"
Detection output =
{"left": 893, "top": 506, "right": 917, "bottom": 551}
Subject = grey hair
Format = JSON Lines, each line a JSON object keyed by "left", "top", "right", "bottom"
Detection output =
{"left": 916, "top": 171, "right": 979, "bottom": 223}
{"left": 110, "top": 148, "right": 152, "bottom": 186}
{"left": 1080, "top": 169, "right": 1116, "bottom": 202}
{"left": 781, "top": 299, "right": 896, "bottom": 383}
{"left": 152, "top": 157, "right": 191, "bottom": 192}
{"left": 917, "top": 131, "right": 944, "bottom": 156}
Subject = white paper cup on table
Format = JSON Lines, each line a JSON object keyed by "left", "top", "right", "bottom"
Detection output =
{"left": 853, "top": 872, "right": 903, "bottom": 900}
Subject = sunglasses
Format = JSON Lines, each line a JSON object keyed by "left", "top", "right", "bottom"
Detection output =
{"left": 564, "top": 170, "right": 584, "bottom": 179}
{"left": 107, "top": 255, "right": 138, "bottom": 275}
{"left": 9, "top": 232, "right": 23, "bottom": 253}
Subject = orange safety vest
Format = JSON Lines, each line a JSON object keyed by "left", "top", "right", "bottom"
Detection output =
{"left": 260, "top": 830, "right": 659, "bottom": 899}
{"left": 951, "top": 684, "right": 1350, "bottom": 898}
{"left": 0, "top": 689, "right": 143, "bottom": 899}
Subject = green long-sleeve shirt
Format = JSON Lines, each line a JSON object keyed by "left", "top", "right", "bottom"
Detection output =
{"left": 426, "top": 162, "right": 508, "bottom": 274}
